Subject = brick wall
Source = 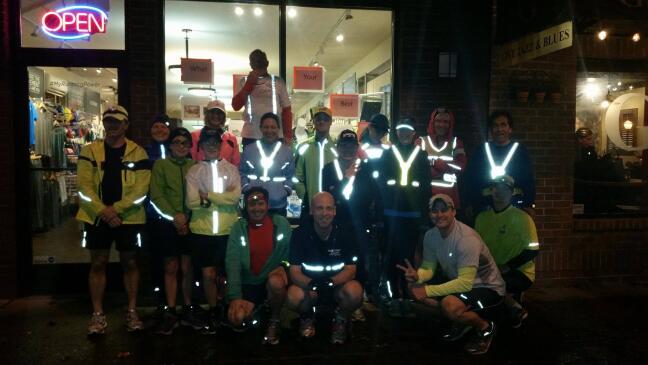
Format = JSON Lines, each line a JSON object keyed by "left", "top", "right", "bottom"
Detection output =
{"left": 0, "top": 0, "right": 17, "bottom": 297}
{"left": 395, "top": 0, "right": 492, "bottom": 144}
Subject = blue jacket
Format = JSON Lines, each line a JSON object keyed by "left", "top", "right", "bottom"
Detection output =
{"left": 240, "top": 140, "right": 294, "bottom": 210}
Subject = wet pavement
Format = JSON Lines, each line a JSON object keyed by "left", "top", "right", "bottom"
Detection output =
{"left": 1, "top": 284, "right": 647, "bottom": 364}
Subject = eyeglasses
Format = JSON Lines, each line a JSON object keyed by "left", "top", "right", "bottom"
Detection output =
{"left": 171, "top": 140, "right": 191, "bottom": 147}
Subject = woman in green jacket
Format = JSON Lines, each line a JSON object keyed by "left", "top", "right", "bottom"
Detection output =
{"left": 149, "top": 128, "right": 197, "bottom": 335}
{"left": 226, "top": 187, "right": 292, "bottom": 345}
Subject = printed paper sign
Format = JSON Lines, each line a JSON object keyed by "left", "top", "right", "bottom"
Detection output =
{"left": 293, "top": 66, "right": 324, "bottom": 92}
{"left": 181, "top": 58, "right": 213, "bottom": 84}
{"left": 330, "top": 94, "right": 359, "bottom": 118}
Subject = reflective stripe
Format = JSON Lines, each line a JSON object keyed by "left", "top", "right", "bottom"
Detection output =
{"left": 443, "top": 173, "right": 457, "bottom": 183}
{"left": 439, "top": 155, "right": 453, "bottom": 161}
{"left": 330, "top": 148, "right": 338, "bottom": 158}
{"left": 330, "top": 262, "right": 345, "bottom": 271}
{"left": 528, "top": 242, "right": 539, "bottom": 248}
{"left": 211, "top": 161, "right": 222, "bottom": 235}
{"left": 426, "top": 136, "right": 448, "bottom": 153}
{"left": 317, "top": 140, "right": 328, "bottom": 193}
{"left": 352, "top": 256, "right": 358, "bottom": 262}
{"left": 431, "top": 181, "right": 455, "bottom": 188}
{"left": 485, "top": 142, "right": 519, "bottom": 179}
{"left": 260, "top": 176, "right": 270, "bottom": 182}
{"left": 386, "top": 280, "right": 393, "bottom": 298}
{"left": 272, "top": 177, "right": 286, "bottom": 182}
{"left": 150, "top": 201, "right": 174, "bottom": 221}
{"left": 126, "top": 162, "right": 135, "bottom": 169}
{"left": 387, "top": 179, "right": 396, "bottom": 185}
{"left": 452, "top": 137, "right": 457, "bottom": 149}
{"left": 333, "top": 160, "right": 344, "bottom": 181}
{"left": 395, "top": 124, "right": 414, "bottom": 131}
{"left": 372, "top": 171, "right": 379, "bottom": 179}
{"left": 241, "top": 236, "right": 246, "bottom": 247}
{"left": 392, "top": 145, "right": 421, "bottom": 186}
{"left": 160, "top": 145, "right": 166, "bottom": 160}
{"left": 281, "top": 162, "right": 290, "bottom": 170}
{"left": 78, "top": 191, "right": 92, "bottom": 202}
{"left": 277, "top": 233, "right": 284, "bottom": 241}
{"left": 246, "top": 75, "right": 277, "bottom": 121}
{"left": 247, "top": 174, "right": 258, "bottom": 180}
{"left": 133, "top": 195, "right": 147, "bottom": 205}
{"left": 81, "top": 230, "right": 87, "bottom": 248}
{"left": 212, "top": 210, "right": 219, "bottom": 234}
{"left": 302, "top": 263, "right": 324, "bottom": 272}
{"left": 246, "top": 160, "right": 254, "bottom": 169}
{"left": 256, "top": 140, "right": 282, "bottom": 181}
{"left": 447, "top": 163, "right": 462, "bottom": 170}
{"left": 298, "top": 144, "right": 309, "bottom": 156}
{"left": 137, "top": 233, "right": 142, "bottom": 247}
{"left": 411, "top": 181, "right": 420, "bottom": 187}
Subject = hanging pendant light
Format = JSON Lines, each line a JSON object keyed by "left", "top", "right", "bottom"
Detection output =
{"left": 168, "top": 29, "right": 191, "bottom": 76}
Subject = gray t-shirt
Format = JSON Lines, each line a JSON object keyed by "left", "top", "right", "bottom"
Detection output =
{"left": 423, "top": 220, "right": 506, "bottom": 296}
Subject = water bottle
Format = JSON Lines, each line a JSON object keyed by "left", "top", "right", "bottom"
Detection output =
{"left": 287, "top": 190, "right": 302, "bottom": 218}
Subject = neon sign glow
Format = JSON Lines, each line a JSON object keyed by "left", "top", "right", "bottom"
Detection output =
{"left": 41, "top": 5, "right": 108, "bottom": 40}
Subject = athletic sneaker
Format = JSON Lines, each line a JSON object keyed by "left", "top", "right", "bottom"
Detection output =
{"left": 387, "top": 299, "right": 403, "bottom": 318}
{"left": 262, "top": 319, "right": 281, "bottom": 345}
{"left": 87, "top": 312, "right": 107, "bottom": 335}
{"left": 464, "top": 321, "right": 496, "bottom": 355}
{"left": 299, "top": 315, "right": 316, "bottom": 338}
{"left": 155, "top": 311, "right": 179, "bottom": 335}
{"left": 351, "top": 308, "right": 366, "bottom": 322}
{"left": 330, "top": 316, "right": 349, "bottom": 344}
{"left": 126, "top": 309, "right": 143, "bottom": 332}
{"left": 180, "top": 305, "right": 205, "bottom": 330}
{"left": 441, "top": 321, "right": 472, "bottom": 341}
{"left": 510, "top": 307, "right": 528, "bottom": 329}
{"left": 201, "top": 311, "right": 220, "bottom": 335}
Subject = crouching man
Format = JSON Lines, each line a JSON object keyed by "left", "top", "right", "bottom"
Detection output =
{"left": 398, "top": 194, "right": 505, "bottom": 355}
{"left": 226, "top": 187, "right": 292, "bottom": 344}
{"left": 285, "top": 192, "right": 362, "bottom": 344}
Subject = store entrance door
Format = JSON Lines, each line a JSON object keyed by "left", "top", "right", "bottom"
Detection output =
{"left": 28, "top": 66, "right": 124, "bottom": 294}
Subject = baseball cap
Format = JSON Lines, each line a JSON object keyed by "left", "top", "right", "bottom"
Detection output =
{"left": 337, "top": 129, "right": 359, "bottom": 145}
{"left": 490, "top": 175, "right": 515, "bottom": 189}
{"left": 429, "top": 194, "right": 455, "bottom": 210}
{"left": 369, "top": 114, "right": 389, "bottom": 133}
{"left": 310, "top": 106, "right": 332, "bottom": 120}
{"left": 198, "top": 127, "right": 222, "bottom": 145}
{"left": 205, "top": 100, "right": 226, "bottom": 114}
{"left": 103, "top": 105, "right": 128, "bottom": 123}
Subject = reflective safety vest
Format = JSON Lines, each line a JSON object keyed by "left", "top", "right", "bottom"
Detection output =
{"left": 361, "top": 142, "right": 390, "bottom": 160}
{"left": 244, "top": 140, "right": 287, "bottom": 183}
{"left": 485, "top": 142, "right": 519, "bottom": 180}
{"left": 295, "top": 138, "right": 338, "bottom": 196}
{"left": 386, "top": 145, "right": 422, "bottom": 187}
{"left": 421, "top": 136, "right": 462, "bottom": 188}
{"left": 332, "top": 158, "right": 362, "bottom": 200}
{"left": 246, "top": 74, "right": 277, "bottom": 122}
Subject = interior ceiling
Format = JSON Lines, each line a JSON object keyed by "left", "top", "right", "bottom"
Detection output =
{"left": 164, "top": 1, "right": 392, "bottom": 118}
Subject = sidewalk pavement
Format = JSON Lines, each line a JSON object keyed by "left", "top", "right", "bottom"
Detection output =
{"left": 1, "top": 284, "right": 647, "bottom": 364}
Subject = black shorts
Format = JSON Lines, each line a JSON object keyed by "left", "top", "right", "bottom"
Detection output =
{"left": 242, "top": 283, "right": 267, "bottom": 306}
{"left": 445, "top": 287, "right": 502, "bottom": 311}
{"left": 191, "top": 233, "right": 228, "bottom": 269}
{"left": 502, "top": 270, "right": 533, "bottom": 294}
{"left": 84, "top": 222, "right": 142, "bottom": 252}
{"left": 149, "top": 218, "right": 192, "bottom": 258}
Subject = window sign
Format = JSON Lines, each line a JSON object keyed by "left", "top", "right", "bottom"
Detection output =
{"left": 181, "top": 58, "right": 214, "bottom": 84}
{"left": 28, "top": 67, "right": 45, "bottom": 99}
{"left": 293, "top": 66, "right": 325, "bottom": 92}
{"left": 21, "top": 0, "right": 125, "bottom": 50}
{"left": 330, "top": 94, "right": 359, "bottom": 118}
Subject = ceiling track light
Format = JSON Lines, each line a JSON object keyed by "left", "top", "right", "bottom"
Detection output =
{"left": 308, "top": 9, "right": 353, "bottom": 67}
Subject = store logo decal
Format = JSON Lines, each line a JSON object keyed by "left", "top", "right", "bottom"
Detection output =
{"left": 41, "top": 5, "right": 108, "bottom": 40}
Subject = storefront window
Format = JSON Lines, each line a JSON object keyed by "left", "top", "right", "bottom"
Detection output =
{"left": 20, "top": 0, "right": 125, "bottom": 50}
{"left": 286, "top": 7, "right": 393, "bottom": 144}
{"left": 574, "top": 72, "right": 648, "bottom": 216}
{"left": 29, "top": 66, "right": 119, "bottom": 264}
{"left": 164, "top": 1, "right": 280, "bottom": 137}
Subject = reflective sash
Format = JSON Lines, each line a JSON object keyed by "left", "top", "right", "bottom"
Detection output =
{"left": 485, "top": 142, "right": 519, "bottom": 179}
{"left": 392, "top": 145, "right": 421, "bottom": 186}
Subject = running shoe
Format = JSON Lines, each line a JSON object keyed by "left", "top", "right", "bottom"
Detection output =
{"left": 330, "top": 317, "right": 349, "bottom": 345}
{"left": 87, "top": 312, "right": 107, "bottom": 335}
{"left": 441, "top": 321, "right": 472, "bottom": 341}
{"left": 351, "top": 308, "right": 366, "bottom": 322}
{"left": 262, "top": 319, "right": 281, "bottom": 345}
{"left": 299, "top": 315, "right": 316, "bottom": 339}
{"left": 155, "top": 310, "right": 179, "bottom": 335}
{"left": 510, "top": 307, "right": 528, "bottom": 329}
{"left": 180, "top": 305, "right": 206, "bottom": 330}
{"left": 464, "top": 321, "right": 496, "bottom": 355}
{"left": 125, "top": 309, "right": 143, "bottom": 332}
{"left": 200, "top": 310, "right": 219, "bottom": 335}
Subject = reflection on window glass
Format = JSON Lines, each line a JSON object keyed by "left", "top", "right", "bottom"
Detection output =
{"left": 30, "top": 66, "right": 119, "bottom": 264}
{"left": 286, "top": 7, "right": 392, "bottom": 144}
{"left": 574, "top": 72, "right": 648, "bottom": 216}
{"left": 164, "top": 1, "right": 280, "bottom": 139}
{"left": 20, "top": 0, "right": 125, "bottom": 50}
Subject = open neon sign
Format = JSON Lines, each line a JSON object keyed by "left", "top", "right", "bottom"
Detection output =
{"left": 41, "top": 5, "right": 108, "bottom": 40}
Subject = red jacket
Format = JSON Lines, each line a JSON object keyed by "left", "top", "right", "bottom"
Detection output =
{"left": 191, "top": 128, "right": 241, "bottom": 167}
